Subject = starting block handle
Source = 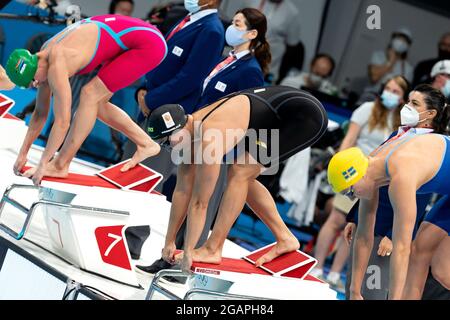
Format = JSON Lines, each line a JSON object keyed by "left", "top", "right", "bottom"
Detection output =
{"left": 0, "top": 183, "right": 129, "bottom": 241}
{"left": 146, "top": 269, "right": 187, "bottom": 300}
{"left": 0, "top": 184, "right": 40, "bottom": 240}
{"left": 146, "top": 269, "right": 274, "bottom": 301}
{"left": 184, "top": 289, "right": 272, "bottom": 301}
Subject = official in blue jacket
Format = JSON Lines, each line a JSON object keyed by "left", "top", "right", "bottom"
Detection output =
{"left": 188, "top": 7, "right": 270, "bottom": 254}
{"left": 196, "top": 8, "right": 270, "bottom": 108}
{"left": 138, "top": 0, "right": 225, "bottom": 115}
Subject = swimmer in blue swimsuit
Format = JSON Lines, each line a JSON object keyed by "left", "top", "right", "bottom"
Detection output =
{"left": 328, "top": 101, "right": 450, "bottom": 301}
{"left": 330, "top": 85, "right": 450, "bottom": 300}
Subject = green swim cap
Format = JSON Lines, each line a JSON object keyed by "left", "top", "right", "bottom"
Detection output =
{"left": 6, "top": 49, "right": 38, "bottom": 88}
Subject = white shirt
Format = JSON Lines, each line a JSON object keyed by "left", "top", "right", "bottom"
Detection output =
{"left": 183, "top": 9, "right": 218, "bottom": 29}
{"left": 202, "top": 50, "right": 251, "bottom": 91}
{"left": 351, "top": 102, "right": 396, "bottom": 156}
{"left": 244, "top": 0, "right": 301, "bottom": 81}
{"left": 397, "top": 127, "right": 434, "bottom": 135}
{"left": 281, "top": 71, "right": 338, "bottom": 95}
{"left": 364, "top": 50, "right": 414, "bottom": 93}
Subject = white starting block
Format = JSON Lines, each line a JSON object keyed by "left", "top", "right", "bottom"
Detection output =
{"left": 0, "top": 168, "right": 171, "bottom": 287}
{"left": 0, "top": 93, "right": 27, "bottom": 153}
{"left": 147, "top": 247, "right": 338, "bottom": 300}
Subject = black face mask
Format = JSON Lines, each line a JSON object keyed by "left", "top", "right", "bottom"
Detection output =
{"left": 439, "top": 49, "right": 450, "bottom": 60}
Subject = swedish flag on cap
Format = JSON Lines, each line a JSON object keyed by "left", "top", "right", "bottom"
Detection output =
{"left": 328, "top": 148, "right": 368, "bottom": 193}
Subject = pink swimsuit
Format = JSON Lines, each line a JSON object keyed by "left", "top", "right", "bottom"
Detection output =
{"left": 44, "top": 14, "right": 167, "bottom": 92}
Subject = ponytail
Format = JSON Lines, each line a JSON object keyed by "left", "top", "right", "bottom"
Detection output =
{"left": 236, "top": 8, "right": 272, "bottom": 75}
{"left": 443, "top": 103, "right": 450, "bottom": 135}
{"left": 413, "top": 84, "right": 449, "bottom": 134}
{"left": 254, "top": 39, "right": 272, "bottom": 75}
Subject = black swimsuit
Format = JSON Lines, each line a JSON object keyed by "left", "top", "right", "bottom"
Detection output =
{"left": 200, "top": 86, "right": 328, "bottom": 167}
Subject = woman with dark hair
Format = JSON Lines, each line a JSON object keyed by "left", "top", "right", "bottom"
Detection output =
{"left": 311, "top": 76, "right": 408, "bottom": 288}
{"left": 328, "top": 85, "right": 450, "bottom": 299}
{"left": 196, "top": 7, "right": 270, "bottom": 108}
{"left": 109, "top": 0, "right": 134, "bottom": 16}
{"left": 344, "top": 84, "right": 450, "bottom": 300}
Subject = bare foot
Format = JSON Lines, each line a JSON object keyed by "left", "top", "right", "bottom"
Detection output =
{"left": 44, "top": 160, "right": 69, "bottom": 179}
{"left": 121, "top": 142, "right": 161, "bottom": 172}
{"left": 255, "top": 237, "right": 300, "bottom": 267}
{"left": 174, "top": 246, "right": 222, "bottom": 265}
{"left": 22, "top": 161, "right": 69, "bottom": 186}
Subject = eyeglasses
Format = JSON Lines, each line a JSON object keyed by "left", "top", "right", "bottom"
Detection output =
{"left": 342, "top": 186, "right": 355, "bottom": 199}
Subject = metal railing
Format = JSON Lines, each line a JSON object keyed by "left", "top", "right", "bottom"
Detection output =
{"left": 146, "top": 269, "right": 271, "bottom": 301}
{"left": 0, "top": 184, "right": 129, "bottom": 240}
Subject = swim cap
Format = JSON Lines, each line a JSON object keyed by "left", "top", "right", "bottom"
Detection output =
{"left": 6, "top": 49, "right": 38, "bottom": 88}
{"left": 145, "top": 104, "right": 188, "bottom": 140}
{"left": 327, "top": 147, "right": 369, "bottom": 193}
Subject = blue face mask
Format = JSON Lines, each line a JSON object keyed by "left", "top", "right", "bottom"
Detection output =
{"left": 184, "top": 0, "right": 204, "bottom": 14}
{"left": 225, "top": 25, "right": 249, "bottom": 47}
{"left": 443, "top": 79, "right": 450, "bottom": 99}
{"left": 381, "top": 90, "right": 401, "bottom": 110}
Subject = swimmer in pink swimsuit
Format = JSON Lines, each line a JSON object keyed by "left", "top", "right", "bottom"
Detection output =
{"left": 6, "top": 15, "right": 168, "bottom": 185}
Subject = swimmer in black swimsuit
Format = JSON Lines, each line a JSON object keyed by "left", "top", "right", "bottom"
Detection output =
{"left": 145, "top": 86, "right": 328, "bottom": 272}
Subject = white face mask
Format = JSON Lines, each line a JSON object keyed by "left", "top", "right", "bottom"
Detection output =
{"left": 443, "top": 79, "right": 450, "bottom": 98}
{"left": 400, "top": 104, "right": 428, "bottom": 127}
{"left": 391, "top": 38, "right": 409, "bottom": 54}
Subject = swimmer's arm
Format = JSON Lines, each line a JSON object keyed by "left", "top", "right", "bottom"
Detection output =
{"left": 165, "top": 163, "right": 195, "bottom": 246}
{"left": 350, "top": 190, "right": 378, "bottom": 299}
{"left": 339, "top": 122, "right": 362, "bottom": 151}
{"left": 17, "top": 82, "right": 52, "bottom": 160}
{"left": 0, "top": 65, "right": 15, "bottom": 90}
{"left": 40, "top": 61, "right": 72, "bottom": 166}
{"left": 184, "top": 162, "right": 221, "bottom": 255}
{"left": 388, "top": 173, "right": 417, "bottom": 300}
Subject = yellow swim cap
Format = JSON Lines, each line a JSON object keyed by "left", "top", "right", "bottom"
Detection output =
{"left": 327, "top": 147, "right": 369, "bottom": 193}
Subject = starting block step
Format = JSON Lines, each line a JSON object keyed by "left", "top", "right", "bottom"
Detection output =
{"left": 21, "top": 163, "right": 162, "bottom": 195}
{"left": 187, "top": 243, "right": 318, "bottom": 281}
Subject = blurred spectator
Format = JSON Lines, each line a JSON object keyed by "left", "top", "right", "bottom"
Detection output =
{"left": 413, "top": 32, "right": 450, "bottom": 87}
{"left": 17, "top": 0, "right": 72, "bottom": 16}
{"left": 430, "top": 60, "right": 450, "bottom": 100}
{"left": 310, "top": 76, "right": 409, "bottom": 290}
{"left": 242, "top": 0, "right": 302, "bottom": 83}
{"left": 281, "top": 53, "right": 338, "bottom": 96}
{"left": 109, "top": 0, "right": 134, "bottom": 16}
{"left": 361, "top": 28, "right": 414, "bottom": 103}
{"left": 146, "top": 1, "right": 189, "bottom": 35}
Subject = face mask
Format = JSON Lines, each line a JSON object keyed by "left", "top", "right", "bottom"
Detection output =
{"left": 443, "top": 79, "right": 450, "bottom": 98}
{"left": 184, "top": 0, "right": 206, "bottom": 14}
{"left": 400, "top": 104, "right": 428, "bottom": 127}
{"left": 309, "top": 73, "right": 324, "bottom": 87}
{"left": 225, "top": 25, "right": 249, "bottom": 47}
{"left": 392, "top": 38, "right": 409, "bottom": 54}
{"left": 381, "top": 90, "right": 401, "bottom": 110}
